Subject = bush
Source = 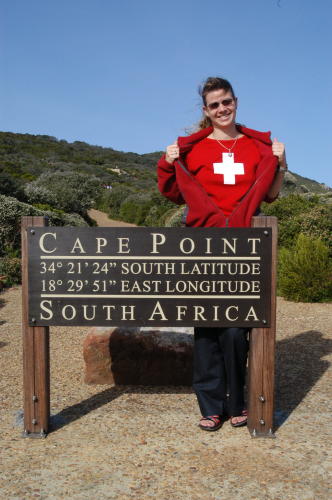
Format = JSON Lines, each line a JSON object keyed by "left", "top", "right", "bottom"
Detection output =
{"left": 119, "top": 193, "right": 152, "bottom": 225}
{"left": 24, "top": 171, "right": 103, "bottom": 215}
{"left": 261, "top": 194, "right": 331, "bottom": 251}
{"left": 0, "top": 256, "right": 21, "bottom": 287}
{"left": 278, "top": 233, "right": 332, "bottom": 302}
{"left": 295, "top": 204, "right": 332, "bottom": 254}
{"left": 0, "top": 194, "right": 87, "bottom": 257}
{"left": 143, "top": 191, "right": 176, "bottom": 226}
{"left": 104, "top": 186, "right": 175, "bottom": 226}
{"left": 143, "top": 205, "right": 161, "bottom": 226}
{"left": 95, "top": 189, "right": 113, "bottom": 213}
{"left": 24, "top": 183, "right": 58, "bottom": 207}
{"left": 261, "top": 193, "right": 318, "bottom": 220}
{"left": 0, "top": 172, "right": 26, "bottom": 201}
{"left": 164, "top": 206, "right": 186, "bottom": 227}
{"left": 106, "top": 185, "right": 134, "bottom": 219}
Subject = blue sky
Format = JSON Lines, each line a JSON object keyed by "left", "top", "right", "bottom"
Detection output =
{"left": 1, "top": 0, "right": 332, "bottom": 186}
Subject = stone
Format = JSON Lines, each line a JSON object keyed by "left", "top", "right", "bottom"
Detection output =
{"left": 83, "top": 327, "right": 193, "bottom": 386}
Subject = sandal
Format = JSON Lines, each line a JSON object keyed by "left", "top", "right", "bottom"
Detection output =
{"left": 230, "top": 409, "right": 248, "bottom": 428}
{"left": 199, "top": 415, "right": 223, "bottom": 432}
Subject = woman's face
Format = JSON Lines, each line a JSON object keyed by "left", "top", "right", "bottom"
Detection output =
{"left": 203, "top": 89, "right": 237, "bottom": 130}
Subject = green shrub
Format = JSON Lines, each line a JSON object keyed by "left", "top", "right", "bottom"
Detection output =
{"left": 106, "top": 185, "right": 134, "bottom": 219}
{"left": 262, "top": 194, "right": 331, "bottom": 251}
{"left": 278, "top": 233, "right": 332, "bottom": 302}
{"left": 0, "top": 172, "right": 26, "bottom": 200}
{"left": 119, "top": 193, "right": 152, "bottom": 225}
{"left": 95, "top": 189, "right": 113, "bottom": 213}
{"left": 164, "top": 206, "right": 186, "bottom": 227}
{"left": 261, "top": 193, "right": 318, "bottom": 219}
{"left": 143, "top": 192, "right": 176, "bottom": 226}
{"left": 0, "top": 256, "right": 21, "bottom": 287}
{"left": 33, "top": 203, "right": 60, "bottom": 212}
{"left": 295, "top": 204, "right": 332, "bottom": 254}
{"left": 24, "top": 183, "right": 58, "bottom": 207}
{"left": 24, "top": 171, "right": 103, "bottom": 215}
{"left": 144, "top": 205, "right": 161, "bottom": 226}
{"left": 0, "top": 194, "right": 87, "bottom": 257}
{"left": 104, "top": 186, "right": 175, "bottom": 226}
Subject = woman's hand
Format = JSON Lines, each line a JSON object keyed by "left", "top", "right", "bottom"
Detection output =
{"left": 267, "top": 137, "right": 288, "bottom": 199}
{"left": 272, "top": 138, "right": 287, "bottom": 168}
{"left": 165, "top": 141, "right": 180, "bottom": 164}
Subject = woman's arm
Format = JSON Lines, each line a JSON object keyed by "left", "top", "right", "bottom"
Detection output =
{"left": 157, "top": 140, "right": 185, "bottom": 205}
{"left": 266, "top": 138, "right": 287, "bottom": 201}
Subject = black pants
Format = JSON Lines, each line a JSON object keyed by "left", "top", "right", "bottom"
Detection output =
{"left": 193, "top": 327, "right": 249, "bottom": 417}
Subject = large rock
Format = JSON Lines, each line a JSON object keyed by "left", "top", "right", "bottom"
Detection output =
{"left": 83, "top": 327, "right": 193, "bottom": 386}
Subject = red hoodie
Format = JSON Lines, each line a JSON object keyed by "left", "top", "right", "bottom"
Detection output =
{"left": 157, "top": 125, "right": 278, "bottom": 228}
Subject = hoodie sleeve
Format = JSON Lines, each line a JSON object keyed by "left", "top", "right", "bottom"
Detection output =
{"left": 157, "top": 155, "right": 185, "bottom": 205}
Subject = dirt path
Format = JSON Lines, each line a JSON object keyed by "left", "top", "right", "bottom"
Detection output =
{"left": 88, "top": 209, "right": 136, "bottom": 227}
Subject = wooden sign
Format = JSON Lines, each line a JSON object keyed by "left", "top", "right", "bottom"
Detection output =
{"left": 27, "top": 227, "right": 272, "bottom": 327}
{"left": 21, "top": 216, "right": 278, "bottom": 439}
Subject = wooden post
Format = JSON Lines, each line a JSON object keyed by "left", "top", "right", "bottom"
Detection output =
{"left": 21, "top": 216, "right": 50, "bottom": 438}
{"left": 247, "top": 216, "right": 278, "bottom": 437}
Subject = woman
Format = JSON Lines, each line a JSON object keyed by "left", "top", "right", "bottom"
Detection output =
{"left": 157, "top": 77, "right": 287, "bottom": 431}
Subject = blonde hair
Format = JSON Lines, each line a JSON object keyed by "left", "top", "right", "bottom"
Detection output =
{"left": 198, "top": 116, "right": 212, "bottom": 129}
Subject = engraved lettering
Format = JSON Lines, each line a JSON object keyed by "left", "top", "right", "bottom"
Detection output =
{"left": 39, "top": 233, "right": 57, "bottom": 254}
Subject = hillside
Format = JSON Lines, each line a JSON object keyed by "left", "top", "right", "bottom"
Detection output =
{"left": 0, "top": 131, "right": 330, "bottom": 197}
{"left": 1, "top": 132, "right": 331, "bottom": 301}
{"left": 0, "top": 131, "right": 159, "bottom": 193}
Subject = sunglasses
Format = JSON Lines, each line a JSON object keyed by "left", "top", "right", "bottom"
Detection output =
{"left": 206, "top": 98, "right": 235, "bottom": 111}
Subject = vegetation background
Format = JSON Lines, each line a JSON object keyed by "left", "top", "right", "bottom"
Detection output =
{"left": 0, "top": 131, "right": 331, "bottom": 301}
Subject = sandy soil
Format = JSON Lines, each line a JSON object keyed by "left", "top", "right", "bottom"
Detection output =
{"left": 0, "top": 285, "right": 331, "bottom": 499}
{"left": 1, "top": 209, "right": 331, "bottom": 498}
{"left": 88, "top": 209, "right": 136, "bottom": 227}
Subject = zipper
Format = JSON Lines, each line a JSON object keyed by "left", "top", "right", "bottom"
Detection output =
{"left": 228, "top": 160, "right": 276, "bottom": 224}
{"left": 175, "top": 159, "right": 192, "bottom": 176}
{"left": 175, "top": 159, "right": 228, "bottom": 224}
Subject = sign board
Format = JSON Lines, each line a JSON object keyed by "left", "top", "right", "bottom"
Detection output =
{"left": 27, "top": 227, "right": 272, "bottom": 327}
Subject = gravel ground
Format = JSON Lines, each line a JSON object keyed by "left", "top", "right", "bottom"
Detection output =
{"left": 0, "top": 286, "right": 331, "bottom": 499}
